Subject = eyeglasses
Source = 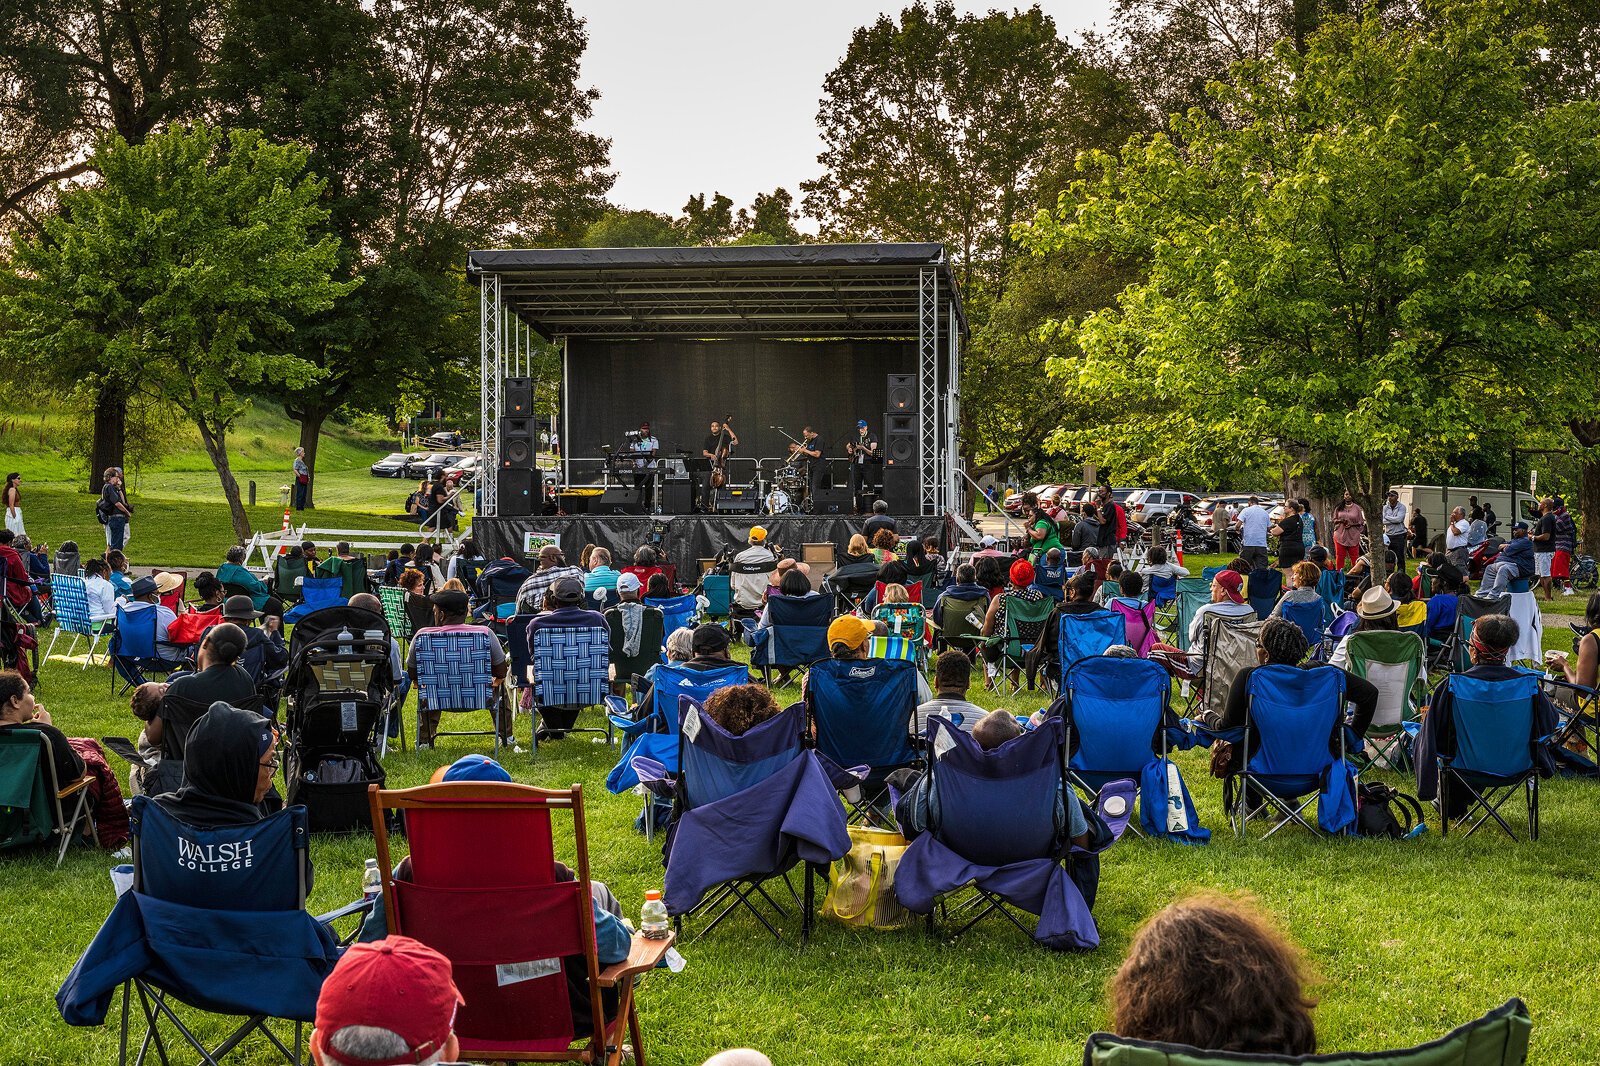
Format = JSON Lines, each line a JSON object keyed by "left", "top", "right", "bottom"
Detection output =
{"left": 260, "top": 754, "right": 281, "bottom": 771}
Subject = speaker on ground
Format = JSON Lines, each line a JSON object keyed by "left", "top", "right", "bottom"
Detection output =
{"left": 496, "top": 468, "right": 534, "bottom": 516}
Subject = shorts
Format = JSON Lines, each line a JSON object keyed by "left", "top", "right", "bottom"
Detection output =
{"left": 1534, "top": 552, "right": 1553, "bottom": 578}
{"left": 1552, "top": 550, "right": 1572, "bottom": 579}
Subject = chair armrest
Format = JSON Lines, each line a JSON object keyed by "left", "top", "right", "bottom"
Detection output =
{"left": 58, "top": 774, "right": 93, "bottom": 801}
{"left": 316, "top": 897, "right": 376, "bottom": 926}
{"left": 598, "top": 932, "right": 676, "bottom": 987}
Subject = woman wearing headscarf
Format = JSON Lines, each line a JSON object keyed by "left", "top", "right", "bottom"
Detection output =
{"left": 152, "top": 701, "right": 282, "bottom": 827}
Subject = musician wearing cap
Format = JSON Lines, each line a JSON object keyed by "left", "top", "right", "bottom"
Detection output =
{"left": 630, "top": 421, "right": 659, "bottom": 509}
{"left": 845, "top": 418, "right": 880, "bottom": 513}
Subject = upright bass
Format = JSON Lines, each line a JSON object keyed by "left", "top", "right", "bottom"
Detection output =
{"left": 709, "top": 415, "right": 735, "bottom": 490}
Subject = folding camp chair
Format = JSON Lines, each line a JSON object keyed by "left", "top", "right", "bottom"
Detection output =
{"left": 1081, "top": 998, "right": 1532, "bottom": 1066}
{"left": 369, "top": 781, "right": 673, "bottom": 1064}
{"left": 281, "top": 577, "right": 342, "bottom": 624}
{"left": 637, "top": 700, "right": 847, "bottom": 943}
{"left": 1278, "top": 598, "right": 1328, "bottom": 659}
{"left": 1056, "top": 609, "right": 1127, "bottom": 686}
{"left": 1233, "top": 664, "right": 1349, "bottom": 840}
{"left": 0, "top": 727, "right": 96, "bottom": 866}
{"left": 1343, "top": 630, "right": 1425, "bottom": 771}
{"left": 586, "top": 585, "right": 621, "bottom": 612}
{"left": 377, "top": 584, "right": 413, "bottom": 648}
{"left": 1246, "top": 568, "right": 1282, "bottom": 620}
{"left": 1171, "top": 577, "right": 1210, "bottom": 653}
{"left": 645, "top": 593, "right": 698, "bottom": 646}
{"left": 411, "top": 628, "right": 512, "bottom": 754}
{"left": 872, "top": 602, "right": 928, "bottom": 664}
{"left": 932, "top": 593, "right": 988, "bottom": 657}
{"left": 108, "top": 602, "right": 181, "bottom": 695}
{"left": 531, "top": 623, "right": 613, "bottom": 746}
{"left": 1200, "top": 565, "right": 1225, "bottom": 583}
{"left": 1107, "top": 598, "right": 1156, "bottom": 657}
{"left": 748, "top": 593, "right": 832, "bottom": 686}
{"left": 1541, "top": 676, "right": 1598, "bottom": 776}
{"left": 989, "top": 592, "right": 1054, "bottom": 695}
{"left": 1437, "top": 671, "right": 1543, "bottom": 840}
{"left": 605, "top": 604, "right": 666, "bottom": 697}
{"left": 46, "top": 573, "right": 107, "bottom": 667}
{"left": 1445, "top": 593, "right": 1511, "bottom": 672}
{"left": 806, "top": 656, "right": 919, "bottom": 826}
{"left": 1316, "top": 566, "right": 1346, "bottom": 616}
{"left": 699, "top": 573, "right": 732, "bottom": 620}
{"left": 58, "top": 798, "right": 367, "bottom": 1066}
{"left": 154, "top": 571, "right": 188, "bottom": 614}
{"left": 1146, "top": 575, "right": 1179, "bottom": 641}
{"left": 1185, "top": 614, "right": 1263, "bottom": 723}
{"left": 272, "top": 556, "right": 311, "bottom": 604}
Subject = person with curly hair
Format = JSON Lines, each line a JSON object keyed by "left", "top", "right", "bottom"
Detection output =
{"left": 701, "top": 683, "right": 781, "bottom": 737}
{"left": 870, "top": 526, "right": 900, "bottom": 563}
{"left": 1109, "top": 892, "right": 1318, "bottom": 1055}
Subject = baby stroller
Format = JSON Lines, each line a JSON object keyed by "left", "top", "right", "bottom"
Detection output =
{"left": 282, "top": 604, "right": 396, "bottom": 832}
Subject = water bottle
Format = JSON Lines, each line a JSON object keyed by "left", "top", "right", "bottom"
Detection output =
{"left": 361, "top": 858, "right": 382, "bottom": 901}
{"left": 338, "top": 627, "right": 353, "bottom": 657}
{"left": 640, "top": 889, "right": 669, "bottom": 939}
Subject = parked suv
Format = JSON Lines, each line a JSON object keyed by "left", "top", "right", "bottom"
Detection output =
{"left": 1126, "top": 489, "right": 1201, "bottom": 527}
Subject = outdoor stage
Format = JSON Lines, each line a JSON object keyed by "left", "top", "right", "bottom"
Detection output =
{"left": 473, "top": 513, "right": 948, "bottom": 570}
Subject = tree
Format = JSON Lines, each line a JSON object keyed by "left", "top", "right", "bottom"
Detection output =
{"left": 1020, "top": 1, "right": 1600, "bottom": 580}
{"left": 0, "top": 0, "right": 216, "bottom": 487}
{"left": 736, "top": 188, "right": 803, "bottom": 245}
{"left": 1, "top": 124, "right": 356, "bottom": 540}
{"left": 584, "top": 208, "right": 685, "bottom": 248}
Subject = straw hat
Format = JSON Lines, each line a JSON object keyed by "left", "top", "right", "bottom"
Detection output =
{"left": 1356, "top": 586, "right": 1396, "bottom": 620}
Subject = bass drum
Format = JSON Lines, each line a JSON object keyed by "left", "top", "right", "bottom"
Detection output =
{"left": 765, "top": 489, "right": 794, "bottom": 516}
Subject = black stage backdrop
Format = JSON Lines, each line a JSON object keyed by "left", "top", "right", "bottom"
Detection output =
{"left": 474, "top": 515, "right": 947, "bottom": 571}
{"left": 563, "top": 338, "right": 914, "bottom": 475}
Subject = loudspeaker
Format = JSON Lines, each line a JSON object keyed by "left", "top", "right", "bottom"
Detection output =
{"left": 887, "top": 373, "right": 915, "bottom": 413}
{"left": 589, "top": 488, "right": 643, "bottom": 516}
{"left": 662, "top": 478, "right": 694, "bottom": 515}
{"left": 715, "top": 486, "right": 760, "bottom": 514}
{"left": 503, "top": 377, "right": 533, "bottom": 416}
{"left": 496, "top": 468, "right": 535, "bottom": 515}
{"left": 499, "top": 416, "right": 534, "bottom": 467}
{"left": 811, "top": 487, "right": 852, "bottom": 516}
{"left": 882, "top": 412, "right": 919, "bottom": 513}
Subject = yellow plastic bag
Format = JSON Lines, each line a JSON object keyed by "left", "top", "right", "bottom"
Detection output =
{"left": 821, "top": 825, "right": 912, "bottom": 930}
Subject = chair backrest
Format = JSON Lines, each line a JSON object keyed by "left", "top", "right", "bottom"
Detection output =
{"left": 1247, "top": 568, "right": 1282, "bottom": 619}
{"left": 1064, "top": 656, "right": 1169, "bottom": 780}
{"left": 156, "top": 570, "right": 188, "bottom": 613}
{"left": 371, "top": 781, "right": 604, "bottom": 1060}
{"left": 874, "top": 580, "right": 922, "bottom": 605}
{"left": 700, "top": 573, "right": 732, "bottom": 616}
{"left": 1107, "top": 598, "right": 1157, "bottom": 656}
{"left": 927, "top": 715, "right": 1067, "bottom": 867}
{"left": 113, "top": 602, "right": 159, "bottom": 660}
{"left": 1196, "top": 614, "right": 1265, "bottom": 723}
{"left": 1345, "top": 630, "right": 1425, "bottom": 730}
{"left": 1000, "top": 592, "right": 1054, "bottom": 657}
{"left": 1173, "top": 578, "right": 1211, "bottom": 652}
{"left": 531, "top": 624, "right": 609, "bottom": 708}
{"left": 1057, "top": 609, "right": 1127, "bottom": 675}
{"left": 1244, "top": 664, "right": 1345, "bottom": 778}
{"left": 679, "top": 699, "right": 807, "bottom": 811}
{"left": 49, "top": 574, "right": 94, "bottom": 637}
{"left": 645, "top": 593, "right": 698, "bottom": 645}
{"left": 411, "top": 628, "right": 497, "bottom": 711}
{"left": 872, "top": 602, "right": 926, "bottom": 642}
{"left": 651, "top": 662, "right": 750, "bottom": 732}
{"left": 1279, "top": 598, "right": 1327, "bottom": 650}
{"left": 754, "top": 593, "right": 834, "bottom": 667}
{"left": 378, "top": 584, "right": 413, "bottom": 640}
{"left": 320, "top": 556, "right": 369, "bottom": 599}
{"left": 274, "top": 557, "right": 310, "bottom": 599}
{"left": 605, "top": 603, "right": 666, "bottom": 678}
{"left": 505, "top": 615, "right": 535, "bottom": 689}
{"left": 937, "top": 594, "right": 989, "bottom": 652}
{"left": 807, "top": 657, "right": 919, "bottom": 781}
{"left": 1201, "top": 565, "right": 1225, "bottom": 582}
{"left": 131, "top": 795, "right": 307, "bottom": 911}
{"left": 585, "top": 585, "right": 620, "bottom": 612}
{"left": 1445, "top": 671, "right": 1540, "bottom": 778}
{"left": 1316, "top": 567, "right": 1346, "bottom": 614}
{"left": 1146, "top": 574, "right": 1178, "bottom": 607}
{"left": 1453, "top": 594, "right": 1512, "bottom": 671}
{"left": 297, "top": 577, "right": 344, "bottom": 613}
{"left": 0, "top": 729, "right": 54, "bottom": 850}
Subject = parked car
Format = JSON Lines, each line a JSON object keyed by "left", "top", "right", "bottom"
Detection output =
{"left": 1003, "top": 484, "right": 1057, "bottom": 516}
{"left": 370, "top": 452, "right": 412, "bottom": 478}
{"left": 1126, "top": 489, "right": 1202, "bottom": 527}
{"left": 1195, "top": 493, "right": 1282, "bottom": 533}
{"left": 418, "top": 429, "right": 473, "bottom": 450}
{"left": 444, "top": 455, "right": 481, "bottom": 482}
{"left": 407, "top": 452, "right": 473, "bottom": 480}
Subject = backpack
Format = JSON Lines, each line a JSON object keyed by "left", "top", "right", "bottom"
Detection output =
{"left": 1114, "top": 504, "right": 1128, "bottom": 541}
{"left": 1356, "top": 781, "right": 1425, "bottom": 838}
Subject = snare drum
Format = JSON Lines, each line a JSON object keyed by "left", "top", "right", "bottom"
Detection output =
{"left": 766, "top": 489, "right": 792, "bottom": 515}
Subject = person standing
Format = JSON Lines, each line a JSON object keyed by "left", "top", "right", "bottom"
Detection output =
{"left": 1331, "top": 492, "right": 1364, "bottom": 571}
{"left": 292, "top": 447, "right": 309, "bottom": 511}
{"left": 1406, "top": 506, "right": 1429, "bottom": 559}
{"left": 2, "top": 473, "right": 22, "bottom": 537}
{"left": 1235, "top": 496, "right": 1272, "bottom": 570}
{"left": 1271, "top": 499, "right": 1305, "bottom": 574}
{"left": 1531, "top": 497, "right": 1559, "bottom": 601}
{"left": 1381, "top": 490, "right": 1409, "bottom": 575}
{"left": 788, "top": 426, "right": 825, "bottom": 504}
{"left": 1552, "top": 496, "right": 1577, "bottom": 596}
{"left": 698, "top": 418, "right": 738, "bottom": 512}
{"left": 1443, "top": 506, "right": 1471, "bottom": 573}
{"left": 847, "top": 419, "right": 880, "bottom": 513}
{"left": 98, "top": 467, "right": 132, "bottom": 552}
{"left": 630, "top": 421, "right": 659, "bottom": 510}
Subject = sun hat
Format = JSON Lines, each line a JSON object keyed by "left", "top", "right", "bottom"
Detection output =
{"left": 1357, "top": 586, "right": 1397, "bottom": 620}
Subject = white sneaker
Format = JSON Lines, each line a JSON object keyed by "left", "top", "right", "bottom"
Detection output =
{"left": 1563, "top": 586, "right": 1576, "bottom": 596}
{"left": 415, "top": 742, "right": 432, "bottom": 751}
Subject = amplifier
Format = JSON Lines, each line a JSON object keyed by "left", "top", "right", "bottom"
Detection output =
{"left": 811, "top": 487, "right": 852, "bottom": 516}
{"left": 661, "top": 477, "right": 694, "bottom": 515}
{"left": 715, "top": 486, "right": 760, "bottom": 514}
{"left": 589, "top": 487, "right": 644, "bottom": 515}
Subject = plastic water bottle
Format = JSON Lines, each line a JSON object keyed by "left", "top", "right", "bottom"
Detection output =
{"left": 640, "top": 889, "right": 669, "bottom": 939}
{"left": 338, "top": 628, "right": 353, "bottom": 657}
{"left": 361, "top": 858, "right": 382, "bottom": 901}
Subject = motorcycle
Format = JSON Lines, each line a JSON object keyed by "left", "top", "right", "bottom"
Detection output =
{"left": 1467, "top": 537, "right": 1503, "bottom": 580}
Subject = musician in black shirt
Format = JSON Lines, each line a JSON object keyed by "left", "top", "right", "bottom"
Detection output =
{"left": 698, "top": 419, "right": 738, "bottom": 512}
{"left": 788, "top": 426, "right": 825, "bottom": 504}
{"left": 846, "top": 418, "right": 880, "bottom": 513}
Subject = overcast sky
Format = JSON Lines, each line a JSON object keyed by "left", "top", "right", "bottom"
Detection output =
{"left": 571, "top": 0, "right": 1117, "bottom": 226}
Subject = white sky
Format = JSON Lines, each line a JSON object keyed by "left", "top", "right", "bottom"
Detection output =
{"left": 571, "top": 0, "right": 1117, "bottom": 226}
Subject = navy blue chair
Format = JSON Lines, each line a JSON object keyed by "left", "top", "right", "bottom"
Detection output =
{"left": 108, "top": 602, "right": 181, "bottom": 695}
{"left": 748, "top": 594, "right": 833, "bottom": 684}
{"left": 1246, "top": 568, "right": 1282, "bottom": 620}
{"left": 806, "top": 657, "right": 919, "bottom": 825}
{"left": 645, "top": 593, "right": 698, "bottom": 646}
{"left": 1279, "top": 597, "right": 1329, "bottom": 658}
{"left": 1438, "top": 672, "right": 1543, "bottom": 840}
{"left": 1056, "top": 609, "right": 1127, "bottom": 689}
{"left": 1234, "top": 664, "right": 1351, "bottom": 840}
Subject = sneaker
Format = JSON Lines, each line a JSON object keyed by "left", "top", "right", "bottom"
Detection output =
{"left": 415, "top": 742, "right": 432, "bottom": 751}
{"left": 1564, "top": 586, "right": 1576, "bottom": 596}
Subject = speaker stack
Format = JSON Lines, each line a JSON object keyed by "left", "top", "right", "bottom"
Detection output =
{"left": 881, "top": 373, "right": 919, "bottom": 513}
{"left": 497, "top": 377, "right": 538, "bottom": 515}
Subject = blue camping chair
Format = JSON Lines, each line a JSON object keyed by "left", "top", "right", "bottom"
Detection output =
{"left": 646, "top": 593, "right": 698, "bottom": 646}
{"left": 1062, "top": 656, "right": 1198, "bottom": 840}
{"left": 1032, "top": 559, "right": 1067, "bottom": 603}
{"left": 412, "top": 628, "right": 508, "bottom": 754}
{"left": 282, "top": 577, "right": 342, "bottom": 624}
{"left": 1172, "top": 578, "right": 1211, "bottom": 653}
{"left": 895, "top": 717, "right": 1109, "bottom": 949}
{"left": 806, "top": 657, "right": 919, "bottom": 825}
{"left": 1246, "top": 568, "right": 1282, "bottom": 620}
{"left": 530, "top": 623, "right": 612, "bottom": 746}
{"left": 46, "top": 572, "right": 107, "bottom": 668}
{"left": 639, "top": 700, "right": 847, "bottom": 942}
{"left": 1233, "top": 664, "right": 1352, "bottom": 840}
{"left": 700, "top": 573, "right": 732, "bottom": 619}
{"left": 748, "top": 594, "right": 833, "bottom": 684}
{"left": 1147, "top": 574, "right": 1180, "bottom": 643}
{"left": 1056, "top": 610, "right": 1127, "bottom": 688}
{"left": 584, "top": 585, "right": 620, "bottom": 612}
{"left": 1438, "top": 672, "right": 1543, "bottom": 840}
{"left": 1316, "top": 566, "right": 1346, "bottom": 616}
{"left": 1279, "top": 598, "right": 1329, "bottom": 659}
{"left": 108, "top": 602, "right": 181, "bottom": 695}
{"left": 56, "top": 797, "right": 369, "bottom": 1065}
{"left": 1201, "top": 565, "right": 1226, "bottom": 583}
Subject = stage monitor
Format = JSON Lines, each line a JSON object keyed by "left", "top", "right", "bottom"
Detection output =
{"left": 561, "top": 338, "right": 915, "bottom": 476}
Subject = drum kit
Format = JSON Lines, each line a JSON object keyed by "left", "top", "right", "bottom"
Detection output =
{"left": 766, "top": 464, "right": 808, "bottom": 515}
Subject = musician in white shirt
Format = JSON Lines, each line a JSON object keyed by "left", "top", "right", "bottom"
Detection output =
{"left": 630, "top": 421, "right": 659, "bottom": 509}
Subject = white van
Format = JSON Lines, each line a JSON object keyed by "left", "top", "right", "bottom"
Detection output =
{"left": 1391, "top": 485, "right": 1540, "bottom": 529}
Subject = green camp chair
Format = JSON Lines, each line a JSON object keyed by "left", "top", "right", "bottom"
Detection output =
{"left": 273, "top": 554, "right": 312, "bottom": 605}
{"left": 1344, "top": 630, "right": 1426, "bottom": 772}
{"left": 990, "top": 593, "right": 1054, "bottom": 696}
{"left": 379, "top": 584, "right": 413, "bottom": 646}
{"left": 316, "top": 555, "right": 369, "bottom": 600}
{"left": 0, "top": 728, "right": 95, "bottom": 867}
{"left": 933, "top": 594, "right": 989, "bottom": 658}
{"left": 1082, "top": 997, "right": 1530, "bottom": 1066}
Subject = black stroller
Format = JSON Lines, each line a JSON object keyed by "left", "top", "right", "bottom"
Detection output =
{"left": 282, "top": 605, "right": 397, "bottom": 832}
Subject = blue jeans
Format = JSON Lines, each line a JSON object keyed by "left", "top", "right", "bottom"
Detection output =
{"left": 106, "top": 515, "right": 128, "bottom": 551}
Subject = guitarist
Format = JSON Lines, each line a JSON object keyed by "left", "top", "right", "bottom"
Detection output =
{"left": 846, "top": 418, "right": 881, "bottom": 513}
{"left": 699, "top": 417, "right": 738, "bottom": 513}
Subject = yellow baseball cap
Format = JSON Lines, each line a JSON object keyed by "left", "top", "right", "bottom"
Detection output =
{"left": 827, "top": 615, "right": 875, "bottom": 652}
{"left": 749, "top": 526, "right": 768, "bottom": 543}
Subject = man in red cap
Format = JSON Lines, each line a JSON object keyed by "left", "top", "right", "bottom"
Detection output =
{"left": 312, "top": 936, "right": 464, "bottom": 1066}
{"left": 1148, "top": 568, "right": 1256, "bottom": 678}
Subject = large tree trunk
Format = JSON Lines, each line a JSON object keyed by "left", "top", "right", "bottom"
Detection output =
{"left": 1570, "top": 419, "right": 1600, "bottom": 556}
{"left": 89, "top": 382, "right": 127, "bottom": 493}
{"left": 296, "top": 406, "right": 329, "bottom": 510}
{"left": 1353, "top": 460, "right": 1389, "bottom": 585}
{"left": 195, "top": 418, "right": 253, "bottom": 543}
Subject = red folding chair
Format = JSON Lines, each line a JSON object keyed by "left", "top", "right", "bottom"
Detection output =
{"left": 368, "top": 781, "right": 673, "bottom": 1065}
{"left": 155, "top": 569, "right": 188, "bottom": 613}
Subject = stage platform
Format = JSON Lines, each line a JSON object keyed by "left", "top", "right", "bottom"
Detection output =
{"left": 472, "top": 513, "right": 948, "bottom": 571}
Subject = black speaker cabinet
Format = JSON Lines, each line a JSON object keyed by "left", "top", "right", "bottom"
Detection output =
{"left": 500, "top": 416, "right": 535, "bottom": 467}
{"left": 496, "top": 468, "right": 535, "bottom": 515}
{"left": 589, "top": 488, "right": 644, "bottom": 515}
{"left": 504, "top": 377, "right": 534, "bottom": 416}
{"left": 662, "top": 478, "right": 695, "bottom": 515}
{"left": 887, "top": 373, "right": 915, "bottom": 413}
{"left": 715, "top": 486, "right": 761, "bottom": 514}
{"left": 811, "top": 487, "right": 852, "bottom": 516}
{"left": 882, "top": 412, "right": 919, "bottom": 513}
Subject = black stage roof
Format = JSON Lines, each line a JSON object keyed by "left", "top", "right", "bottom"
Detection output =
{"left": 466, "top": 242, "right": 968, "bottom": 340}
